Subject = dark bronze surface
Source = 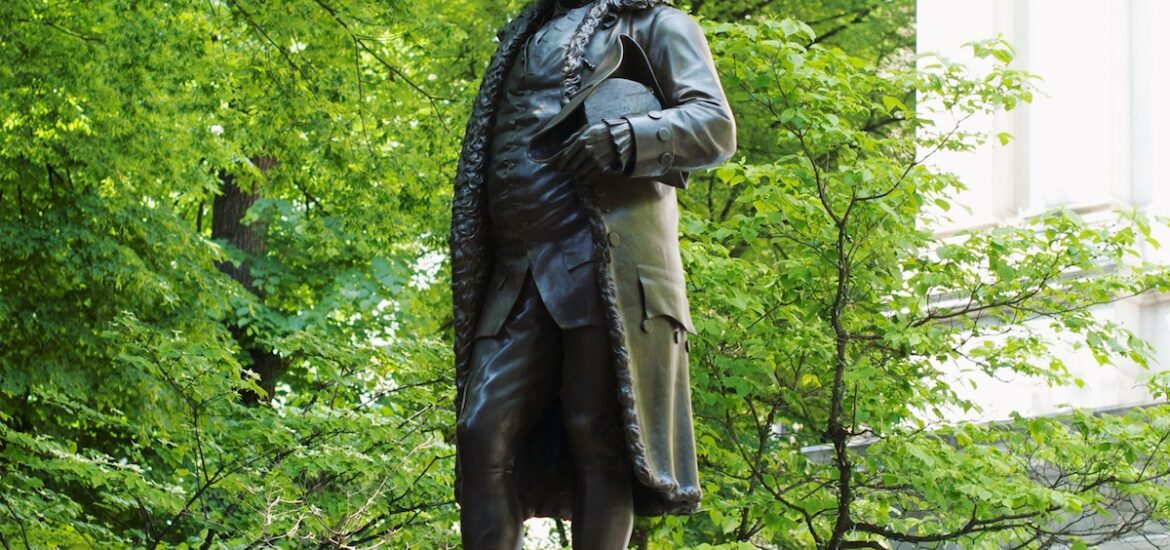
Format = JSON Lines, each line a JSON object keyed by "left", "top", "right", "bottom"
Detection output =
{"left": 460, "top": 273, "right": 630, "bottom": 549}
{"left": 529, "top": 35, "right": 663, "bottom": 165}
{"left": 450, "top": 0, "right": 736, "bottom": 545}
{"left": 485, "top": 3, "right": 592, "bottom": 246}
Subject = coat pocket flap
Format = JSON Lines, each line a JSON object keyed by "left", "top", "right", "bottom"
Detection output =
{"left": 636, "top": 263, "right": 695, "bottom": 334}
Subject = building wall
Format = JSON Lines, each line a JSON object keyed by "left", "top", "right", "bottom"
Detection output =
{"left": 917, "top": 0, "right": 1170, "bottom": 421}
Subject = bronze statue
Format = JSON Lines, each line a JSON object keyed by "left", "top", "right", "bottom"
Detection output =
{"left": 449, "top": 0, "right": 735, "bottom": 547}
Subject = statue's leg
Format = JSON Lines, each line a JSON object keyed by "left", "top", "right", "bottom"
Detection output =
{"left": 560, "top": 325, "right": 634, "bottom": 550}
{"left": 458, "top": 271, "right": 561, "bottom": 550}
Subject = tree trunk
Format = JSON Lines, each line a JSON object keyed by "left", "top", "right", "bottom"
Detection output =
{"left": 212, "top": 160, "right": 283, "bottom": 405}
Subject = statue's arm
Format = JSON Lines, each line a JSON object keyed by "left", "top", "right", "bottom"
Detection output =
{"left": 624, "top": 8, "right": 737, "bottom": 182}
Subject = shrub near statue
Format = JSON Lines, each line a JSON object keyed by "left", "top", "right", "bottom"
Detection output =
{"left": 449, "top": 0, "right": 736, "bottom": 548}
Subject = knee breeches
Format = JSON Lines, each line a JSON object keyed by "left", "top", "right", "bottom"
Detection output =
{"left": 457, "top": 269, "right": 627, "bottom": 477}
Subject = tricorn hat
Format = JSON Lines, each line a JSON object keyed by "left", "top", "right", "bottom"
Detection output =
{"left": 530, "top": 35, "right": 666, "bottom": 166}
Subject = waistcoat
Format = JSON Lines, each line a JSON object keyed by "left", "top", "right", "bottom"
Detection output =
{"left": 486, "top": 4, "right": 591, "bottom": 245}
{"left": 475, "top": 3, "right": 604, "bottom": 336}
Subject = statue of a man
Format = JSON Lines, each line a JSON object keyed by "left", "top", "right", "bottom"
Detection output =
{"left": 449, "top": 0, "right": 736, "bottom": 547}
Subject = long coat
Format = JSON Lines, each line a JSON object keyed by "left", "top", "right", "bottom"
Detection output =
{"left": 450, "top": 0, "right": 736, "bottom": 518}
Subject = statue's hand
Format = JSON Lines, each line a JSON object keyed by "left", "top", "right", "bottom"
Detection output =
{"left": 550, "top": 123, "right": 621, "bottom": 180}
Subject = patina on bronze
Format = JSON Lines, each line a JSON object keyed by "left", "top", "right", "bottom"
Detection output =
{"left": 450, "top": 0, "right": 736, "bottom": 548}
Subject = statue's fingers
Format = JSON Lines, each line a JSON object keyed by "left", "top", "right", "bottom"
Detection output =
{"left": 552, "top": 140, "right": 583, "bottom": 171}
{"left": 597, "top": 151, "right": 618, "bottom": 172}
{"left": 580, "top": 161, "right": 604, "bottom": 181}
{"left": 549, "top": 147, "right": 570, "bottom": 170}
{"left": 580, "top": 144, "right": 607, "bottom": 172}
{"left": 581, "top": 123, "right": 608, "bottom": 141}
{"left": 562, "top": 126, "right": 588, "bottom": 146}
{"left": 569, "top": 141, "right": 601, "bottom": 172}
{"left": 555, "top": 145, "right": 585, "bottom": 173}
{"left": 564, "top": 148, "right": 592, "bottom": 174}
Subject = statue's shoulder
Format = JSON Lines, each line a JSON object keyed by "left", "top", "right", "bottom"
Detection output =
{"left": 626, "top": 4, "right": 705, "bottom": 43}
{"left": 629, "top": 3, "right": 686, "bottom": 21}
{"left": 647, "top": 3, "right": 687, "bottom": 16}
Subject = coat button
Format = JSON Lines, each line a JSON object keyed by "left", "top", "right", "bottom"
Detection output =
{"left": 659, "top": 152, "right": 674, "bottom": 166}
{"left": 607, "top": 231, "right": 620, "bottom": 247}
{"left": 657, "top": 128, "right": 672, "bottom": 142}
{"left": 648, "top": 110, "right": 663, "bottom": 120}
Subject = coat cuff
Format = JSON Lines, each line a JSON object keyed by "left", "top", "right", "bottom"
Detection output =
{"left": 624, "top": 110, "right": 676, "bottom": 179}
{"left": 603, "top": 118, "right": 634, "bottom": 173}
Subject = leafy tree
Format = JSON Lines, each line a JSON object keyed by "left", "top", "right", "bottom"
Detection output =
{"left": 0, "top": 0, "right": 473, "bottom": 546}
{"left": 2, "top": 0, "right": 1168, "bottom": 548}
{"left": 684, "top": 0, "right": 915, "bottom": 69}
{"left": 647, "top": 17, "right": 1170, "bottom": 550}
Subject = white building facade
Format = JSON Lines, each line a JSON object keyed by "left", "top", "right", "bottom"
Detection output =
{"left": 918, "top": 0, "right": 1170, "bottom": 422}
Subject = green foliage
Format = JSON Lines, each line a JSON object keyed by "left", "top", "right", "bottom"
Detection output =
{"left": 2, "top": 0, "right": 1168, "bottom": 548}
{"left": 684, "top": 0, "right": 915, "bottom": 67}
{"left": 661, "top": 15, "right": 1170, "bottom": 550}
{"left": 0, "top": 0, "right": 476, "bottom": 546}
